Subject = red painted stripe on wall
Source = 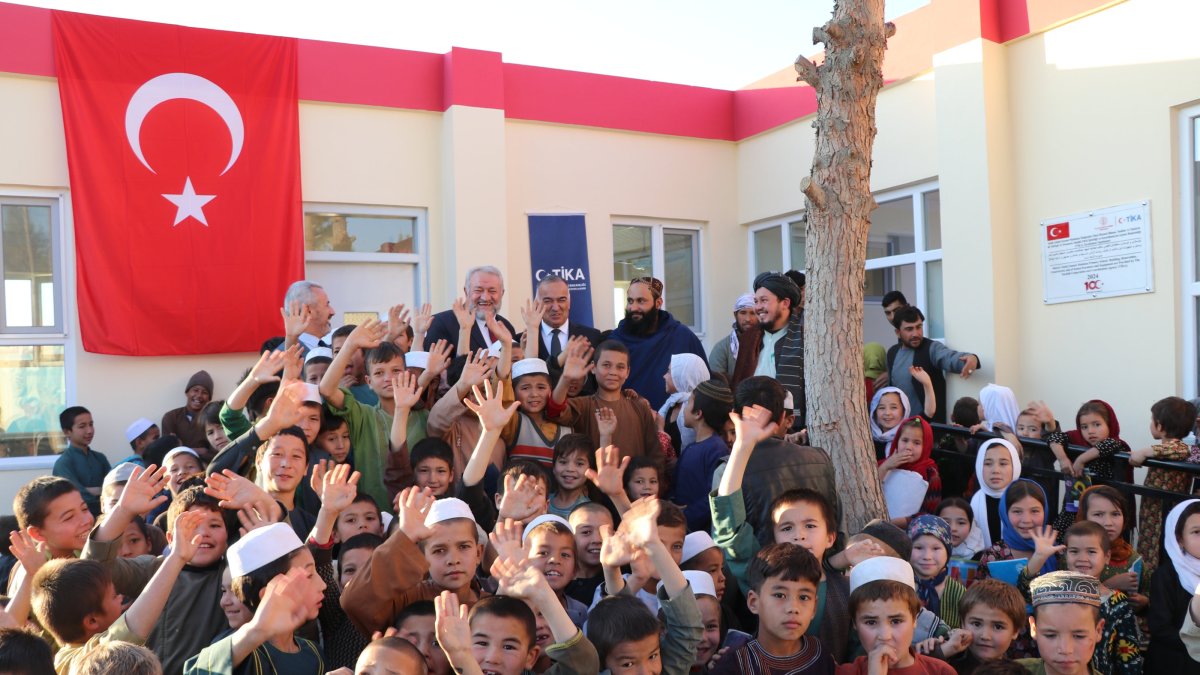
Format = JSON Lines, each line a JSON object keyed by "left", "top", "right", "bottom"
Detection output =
{"left": 733, "top": 86, "right": 818, "bottom": 140}
{"left": 980, "top": 0, "right": 1032, "bottom": 43}
{"left": 503, "top": 63, "right": 734, "bottom": 141}
{"left": 444, "top": 47, "right": 504, "bottom": 110}
{"left": 0, "top": 3, "right": 53, "bottom": 76}
{"left": 297, "top": 39, "right": 443, "bottom": 111}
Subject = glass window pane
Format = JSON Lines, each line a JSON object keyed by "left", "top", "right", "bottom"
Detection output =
{"left": 864, "top": 263, "right": 914, "bottom": 345}
{"left": 663, "top": 230, "right": 698, "bottom": 329}
{"left": 868, "top": 196, "right": 915, "bottom": 259}
{"left": 753, "top": 226, "right": 783, "bottom": 274}
{"left": 789, "top": 221, "right": 807, "bottom": 270}
{"left": 2, "top": 204, "right": 55, "bottom": 328}
{"left": 304, "top": 213, "right": 416, "bottom": 253}
{"left": 0, "top": 344, "right": 66, "bottom": 457}
{"left": 613, "top": 225, "right": 653, "bottom": 325}
{"left": 925, "top": 260, "right": 944, "bottom": 339}
{"left": 923, "top": 190, "right": 941, "bottom": 250}
{"left": 1194, "top": 117, "right": 1200, "bottom": 281}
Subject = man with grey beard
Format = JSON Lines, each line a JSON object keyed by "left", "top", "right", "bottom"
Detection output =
{"left": 423, "top": 265, "right": 517, "bottom": 353}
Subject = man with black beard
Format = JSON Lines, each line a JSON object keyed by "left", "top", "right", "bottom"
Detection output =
{"left": 608, "top": 276, "right": 707, "bottom": 410}
{"left": 732, "top": 272, "right": 805, "bottom": 429}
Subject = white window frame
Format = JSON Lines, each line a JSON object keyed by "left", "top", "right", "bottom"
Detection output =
{"left": 0, "top": 187, "right": 75, "bottom": 471}
{"left": 303, "top": 202, "right": 429, "bottom": 302}
{"left": 747, "top": 180, "right": 944, "bottom": 337}
{"left": 1179, "top": 104, "right": 1200, "bottom": 398}
{"left": 612, "top": 217, "right": 705, "bottom": 337}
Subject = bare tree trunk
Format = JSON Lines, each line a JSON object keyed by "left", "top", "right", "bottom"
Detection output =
{"left": 796, "top": 0, "right": 894, "bottom": 532}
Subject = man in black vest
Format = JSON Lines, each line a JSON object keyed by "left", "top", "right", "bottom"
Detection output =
{"left": 886, "top": 305, "right": 979, "bottom": 423}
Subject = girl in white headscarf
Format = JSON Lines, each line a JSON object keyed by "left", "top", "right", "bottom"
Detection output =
{"left": 1148, "top": 499, "right": 1200, "bottom": 672}
{"left": 659, "top": 353, "right": 710, "bottom": 451}
{"left": 966, "top": 437, "right": 1022, "bottom": 555}
{"left": 870, "top": 386, "right": 912, "bottom": 443}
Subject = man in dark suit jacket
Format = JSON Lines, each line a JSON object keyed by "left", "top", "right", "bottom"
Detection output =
{"left": 423, "top": 265, "right": 517, "bottom": 354}
{"left": 523, "top": 274, "right": 602, "bottom": 392}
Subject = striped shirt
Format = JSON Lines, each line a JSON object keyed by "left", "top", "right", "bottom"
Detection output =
{"left": 718, "top": 635, "right": 834, "bottom": 675}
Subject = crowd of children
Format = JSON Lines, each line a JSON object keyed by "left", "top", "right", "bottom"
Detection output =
{"left": 1, "top": 280, "right": 1199, "bottom": 675}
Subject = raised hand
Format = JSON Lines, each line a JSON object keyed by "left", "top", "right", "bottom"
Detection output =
{"left": 280, "top": 343, "right": 304, "bottom": 383}
{"left": 385, "top": 304, "right": 411, "bottom": 344}
{"left": 520, "top": 298, "right": 544, "bottom": 333}
{"left": 452, "top": 296, "right": 474, "bottom": 330}
{"left": 434, "top": 590, "right": 477, "bottom": 669}
{"left": 497, "top": 474, "right": 546, "bottom": 522}
{"left": 620, "top": 497, "right": 661, "bottom": 548}
{"left": 560, "top": 338, "right": 595, "bottom": 382}
{"left": 486, "top": 312, "right": 512, "bottom": 346}
{"left": 489, "top": 517, "right": 525, "bottom": 565}
{"left": 1030, "top": 524, "right": 1065, "bottom": 569}
{"left": 598, "top": 523, "right": 638, "bottom": 569}
{"left": 391, "top": 370, "right": 426, "bottom": 411}
{"left": 118, "top": 464, "right": 170, "bottom": 516}
{"left": 236, "top": 503, "right": 276, "bottom": 537}
{"left": 9, "top": 529, "right": 46, "bottom": 576}
{"left": 730, "top": 404, "right": 779, "bottom": 449}
{"left": 842, "top": 537, "right": 886, "bottom": 566}
{"left": 348, "top": 317, "right": 388, "bottom": 351}
{"left": 492, "top": 554, "right": 548, "bottom": 600}
{"left": 560, "top": 335, "right": 590, "bottom": 368}
{"left": 456, "top": 349, "right": 490, "bottom": 393}
{"left": 169, "top": 509, "right": 205, "bottom": 563}
{"left": 281, "top": 301, "right": 313, "bottom": 341}
{"left": 248, "top": 349, "right": 287, "bottom": 385}
{"left": 909, "top": 366, "right": 931, "bottom": 386}
{"left": 250, "top": 568, "right": 310, "bottom": 637}
{"left": 595, "top": 407, "right": 617, "bottom": 442}
{"left": 464, "top": 379, "right": 520, "bottom": 434}
{"left": 423, "top": 339, "right": 454, "bottom": 379}
{"left": 585, "top": 446, "right": 630, "bottom": 498}
{"left": 309, "top": 459, "right": 330, "bottom": 501}
{"left": 1027, "top": 400, "right": 1056, "bottom": 427}
{"left": 321, "top": 463, "right": 361, "bottom": 514}
{"left": 395, "top": 486, "right": 436, "bottom": 542}
{"left": 263, "top": 380, "right": 308, "bottom": 430}
{"left": 205, "top": 470, "right": 272, "bottom": 511}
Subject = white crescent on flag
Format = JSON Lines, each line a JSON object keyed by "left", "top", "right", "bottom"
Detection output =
{"left": 125, "top": 72, "right": 244, "bottom": 175}
{"left": 1048, "top": 225, "right": 1066, "bottom": 239}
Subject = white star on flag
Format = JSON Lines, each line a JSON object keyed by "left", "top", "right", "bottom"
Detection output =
{"left": 162, "top": 177, "right": 215, "bottom": 226}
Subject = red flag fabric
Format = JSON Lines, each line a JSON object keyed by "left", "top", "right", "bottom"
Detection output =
{"left": 52, "top": 11, "right": 303, "bottom": 355}
{"left": 1046, "top": 222, "right": 1070, "bottom": 241}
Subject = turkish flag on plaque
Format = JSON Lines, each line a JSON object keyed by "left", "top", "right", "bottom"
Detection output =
{"left": 52, "top": 12, "right": 303, "bottom": 355}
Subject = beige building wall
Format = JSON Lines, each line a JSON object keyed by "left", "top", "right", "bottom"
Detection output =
{"left": 504, "top": 120, "right": 739, "bottom": 338}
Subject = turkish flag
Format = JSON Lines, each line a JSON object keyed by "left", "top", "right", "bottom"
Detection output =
{"left": 1046, "top": 222, "right": 1070, "bottom": 241}
{"left": 52, "top": 11, "right": 303, "bottom": 355}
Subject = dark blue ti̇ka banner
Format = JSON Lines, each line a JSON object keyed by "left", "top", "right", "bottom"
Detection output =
{"left": 528, "top": 214, "right": 593, "bottom": 325}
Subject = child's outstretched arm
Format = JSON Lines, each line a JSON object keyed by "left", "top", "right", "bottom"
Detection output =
{"left": 550, "top": 339, "right": 594, "bottom": 406}
{"left": 462, "top": 379, "right": 520, "bottom": 487}
{"left": 711, "top": 405, "right": 777, "bottom": 592}
{"left": 94, "top": 464, "right": 170, "bottom": 543}
{"left": 321, "top": 319, "right": 386, "bottom": 409}
{"left": 434, "top": 590, "right": 486, "bottom": 675}
{"left": 226, "top": 349, "right": 288, "bottom": 416}
{"left": 126, "top": 510, "right": 204, "bottom": 639}
{"left": 3, "top": 530, "right": 46, "bottom": 628}
{"left": 910, "top": 366, "right": 937, "bottom": 420}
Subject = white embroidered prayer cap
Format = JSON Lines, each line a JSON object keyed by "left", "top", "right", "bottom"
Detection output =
{"left": 424, "top": 498, "right": 476, "bottom": 528}
{"left": 227, "top": 523, "right": 304, "bottom": 578}
{"left": 681, "top": 531, "right": 718, "bottom": 564}
{"left": 848, "top": 555, "right": 916, "bottom": 592}
{"left": 124, "top": 418, "right": 156, "bottom": 443}
{"left": 512, "top": 358, "right": 550, "bottom": 380}
{"left": 522, "top": 514, "right": 573, "bottom": 542}
{"left": 659, "top": 570, "right": 718, "bottom": 598}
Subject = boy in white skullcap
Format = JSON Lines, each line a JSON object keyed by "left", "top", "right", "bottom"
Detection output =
{"left": 521, "top": 514, "right": 588, "bottom": 628}
{"left": 341, "top": 491, "right": 487, "bottom": 636}
{"left": 121, "top": 417, "right": 160, "bottom": 466}
{"left": 303, "top": 346, "right": 333, "bottom": 386}
{"left": 184, "top": 522, "right": 328, "bottom": 674}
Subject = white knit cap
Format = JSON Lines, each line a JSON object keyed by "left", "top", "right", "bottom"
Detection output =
{"left": 424, "top": 498, "right": 476, "bottom": 527}
{"left": 522, "top": 514, "right": 572, "bottom": 542}
{"left": 406, "top": 351, "right": 430, "bottom": 369}
{"left": 163, "top": 447, "right": 200, "bottom": 465}
{"left": 227, "top": 523, "right": 304, "bottom": 578}
{"left": 300, "top": 383, "right": 322, "bottom": 405}
{"left": 512, "top": 358, "right": 550, "bottom": 380}
{"left": 103, "top": 462, "right": 141, "bottom": 487}
{"left": 659, "top": 570, "right": 717, "bottom": 598}
{"left": 849, "top": 556, "right": 916, "bottom": 592}
{"left": 304, "top": 347, "right": 333, "bottom": 363}
{"left": 681, "top": 531, "right": 718, "bottom": 564}
{"left": 124, "top": 418, "right": 156, "bottom": 443}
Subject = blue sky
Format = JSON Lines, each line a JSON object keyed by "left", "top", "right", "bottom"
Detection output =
{"left": 23, "top": 0, "right": 930, "bottom": 89}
